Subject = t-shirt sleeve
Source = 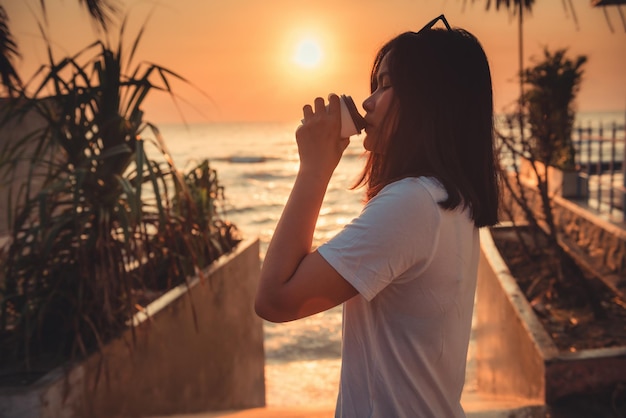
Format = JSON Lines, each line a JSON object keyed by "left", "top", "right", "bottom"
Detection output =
{"left": 317, "top": 178, "right": 442, "bottom": 301}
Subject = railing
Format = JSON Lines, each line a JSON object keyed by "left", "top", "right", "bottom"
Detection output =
{"left": 572, "top": 121, "right": 626, "bottom": 223}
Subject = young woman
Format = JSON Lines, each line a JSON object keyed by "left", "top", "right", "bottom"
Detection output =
{"left": 255, "top": 15, "right": 500, "bottom": 417}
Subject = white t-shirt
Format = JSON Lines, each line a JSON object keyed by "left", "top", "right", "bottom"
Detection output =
{"left": 317, "top": 177, "right": 479, "bottom": 418}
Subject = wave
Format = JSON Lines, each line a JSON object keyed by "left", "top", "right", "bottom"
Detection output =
{"left": 263, "top": 306, "right": 342, "bottom": 363}
{"left": 239, "top": 171, "right": 296, "bottom": 182}
{"left": 212, "top": 155, "right": 284, "bottom": 164}
{"left": 228, "top": 203, "right": 285, "bottom": 215}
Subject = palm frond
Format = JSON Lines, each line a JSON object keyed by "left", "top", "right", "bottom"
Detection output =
{"left": 79, "top": 0, "right": 119, "bottom": 31}
{"left": 471, "top": 0, "right": 535, "bottom": 13}
{"left": 0, "top": 5, "right": 23, "bottom": 96}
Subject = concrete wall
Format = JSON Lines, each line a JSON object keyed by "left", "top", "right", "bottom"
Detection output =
{"left": 0, "top": 98, "right": 49, "bottom": 237}
{"left": 475, "top": 227, "right": 626, "bottom": 404}
{"left": 476, "top": 174, "right": 626, "bottom": 403}
{"left": 0, "top": 238, "right": 265, "bottom": 418}
{"left": 474, "top": 228, "right": 555, "bottom": 403}
{"left": 501, "top": 170, "right": 625, "bottom": 292}
{"left": 552, "top": 195, "right": 626, "bottom": 280}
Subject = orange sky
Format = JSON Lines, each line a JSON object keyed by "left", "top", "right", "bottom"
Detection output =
{"left": 4, "top": 0, "right": 626, "bottom": 123}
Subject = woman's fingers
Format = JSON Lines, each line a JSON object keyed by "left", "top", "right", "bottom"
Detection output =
{"left": 327, "top": 94, "right": 340, "bottom": 116}
{"left": 302, "top": 95, "right": 341, "bottom": 123}
{"left": 314, "top": 97, "right": 325, "bottom": 114}
{"left": 302, "top": 104, "right": 314, "bottom": 121}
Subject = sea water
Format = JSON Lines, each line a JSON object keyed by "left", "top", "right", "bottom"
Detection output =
{"left": 154, "top": 110, "right": 625, "bottom": 407}
{"left": 157, "top": 120, "right": 363, "bottom": 406}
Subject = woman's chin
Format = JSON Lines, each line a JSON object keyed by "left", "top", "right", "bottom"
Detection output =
{"left": 363, "top": 134, "right": 376, "bottom": 152}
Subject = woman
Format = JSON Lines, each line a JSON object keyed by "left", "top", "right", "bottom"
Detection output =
{"left": 255, "top": 15, "right": 500, "bottom": 417}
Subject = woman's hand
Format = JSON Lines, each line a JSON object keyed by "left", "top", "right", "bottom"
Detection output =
{"left": 296, "top": 94, "right": 350, "bottom": 181}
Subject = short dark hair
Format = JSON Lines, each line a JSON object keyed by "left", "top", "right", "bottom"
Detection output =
{"left": 356, "top": 27, "right": 500, "bottom": 228}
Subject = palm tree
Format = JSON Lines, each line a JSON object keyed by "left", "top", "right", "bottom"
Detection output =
{"left": 592, "top": 0, "right": 626, "bottom": 32}
{"left": 0, "top": 0, "right": 118, "bottom": 96}
{"left": 493, "top": 1, "right": 534, "bottom": 142}
{"left": 467, "top": 1, "right": 580, "bottom": 135}
{"left": 467, "top": 0, "right": 535, "bottom": 142}
{"left": 483, "top": 0, "right": 535, "bottom": 94}
{"left": 473, "top": 1, "right": 581, "bottom": 84}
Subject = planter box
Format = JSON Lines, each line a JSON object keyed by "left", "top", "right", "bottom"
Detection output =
{"left": 474, "top": 227, "right": 626, "bottom": 404}
{"left": 0, "top": 238, "right": 265, "bottom": 418}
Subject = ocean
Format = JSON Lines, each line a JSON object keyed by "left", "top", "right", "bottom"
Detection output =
{"left": 154, "top": 110, "right": 625, "bottom": 407}
{"left": 158, "top": 120, "right": 361, "bottom": 407}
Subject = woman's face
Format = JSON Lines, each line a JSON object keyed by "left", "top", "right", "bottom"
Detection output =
{"left": 362, "top": 53, "right": 397, "bottom": 153}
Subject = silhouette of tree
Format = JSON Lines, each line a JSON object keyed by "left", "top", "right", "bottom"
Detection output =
{"left": 465, "top": 0, "right": 579, "bottom": 143}
{"left": 0, "top": 6, "right": 21, "bottom": 97}
{"left": 0, "top": 0, "right": 119, "bottom": 95}
{"left": 592, "top": 0, "right": 626, "bottom": 32}
{"left": 523, "top": 48, "right": 587, "bottom": 169}
{"left": 464, "top": 0, "right": 535, "bottom": 142}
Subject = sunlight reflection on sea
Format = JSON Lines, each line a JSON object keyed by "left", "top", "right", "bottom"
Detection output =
{"left": 155, "top": 121, "right": 363, "bottom": 406}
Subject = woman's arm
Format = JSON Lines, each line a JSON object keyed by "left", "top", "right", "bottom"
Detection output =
{"left": 254, "top": 94, "right": 358, "bottom": 323}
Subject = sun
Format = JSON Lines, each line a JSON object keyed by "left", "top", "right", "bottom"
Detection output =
{"left": 293, "top": 38, "right": 323, "bottom": 69}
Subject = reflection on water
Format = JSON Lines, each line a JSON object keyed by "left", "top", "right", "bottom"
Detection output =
{"left": 264, "top": 307, "right": 342, "bottom": 363}
{"left": 263, "top": 306, "right": 343, "bottom": 406}
{"left": 157, "top": 122, "right": 359, "bottom": 406}
{"left": 265, "top": 359, "right": 341, "bottom": 407}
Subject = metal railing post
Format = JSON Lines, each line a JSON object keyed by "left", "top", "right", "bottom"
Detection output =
{"left": 623, "top": 110, "right": 626, "bottom": 223}
{"left": 609, "top": 123, "right": 616, "bottom": 215}
{"left": 598, "top": 122, "right": 603, "bottom": 209}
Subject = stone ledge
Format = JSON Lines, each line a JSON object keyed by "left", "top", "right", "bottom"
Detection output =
{"left": 0, "top": 238, "right": 265, "bottom": 418}
{"left": 475, "top": 227, "right": 626, "bottom": 404}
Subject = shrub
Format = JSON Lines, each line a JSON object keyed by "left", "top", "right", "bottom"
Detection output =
{"left": 0, "top": 25, "right": 239, "bottom": 377}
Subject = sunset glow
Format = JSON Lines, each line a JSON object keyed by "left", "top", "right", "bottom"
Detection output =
{"left": 3, "top": 0, "right": 626, "bottom": 122}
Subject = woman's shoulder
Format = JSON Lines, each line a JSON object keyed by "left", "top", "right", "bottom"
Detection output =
{"left": 379, "top": 176, "right": 448, "bottom": 202}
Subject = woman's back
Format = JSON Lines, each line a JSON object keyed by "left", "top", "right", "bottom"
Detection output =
{"left": 319, "top": 177, "right": 478, "bottom": 417}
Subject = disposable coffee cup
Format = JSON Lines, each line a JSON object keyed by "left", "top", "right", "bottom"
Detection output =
{"left": 337, "top": 95, "right": 366, "bottom": 137}
{"left": 301, "top": 94, "right": 366, "bottom": 137}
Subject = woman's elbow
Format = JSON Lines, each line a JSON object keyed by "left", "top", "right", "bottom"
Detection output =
{"left": 254, "top": 293, "right": 290, "bottom": 323}
{"left": 254, "top": 296, "right": 275, "bottom": 322}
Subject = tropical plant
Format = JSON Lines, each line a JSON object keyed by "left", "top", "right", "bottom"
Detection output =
{"left": 0, "top": 19, "right": 239, "bottom": 377}
{"left": 495, "top": 47, "right": 603, "bottom": 320}
{"left": 522, "top": 47, "right": 587, "bottom": 170}
{"left": 1, "top": 0, "right": 117, "bottom": 96}
{"left": 465, "top": 0, "right": 580, "bottom": 146}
